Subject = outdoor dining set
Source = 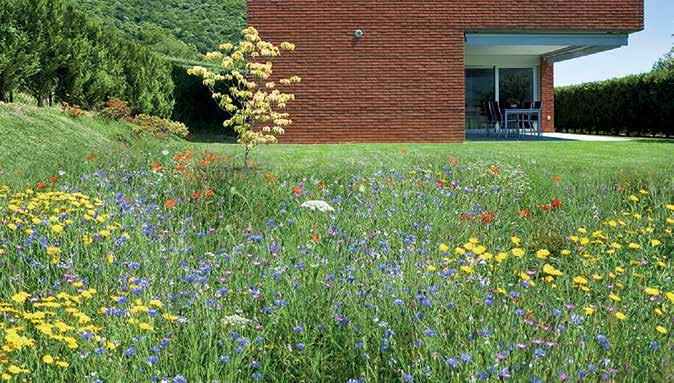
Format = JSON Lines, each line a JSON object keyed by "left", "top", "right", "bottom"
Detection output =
{"left": 482, "top": 101, "right": 543, "bottom": 137}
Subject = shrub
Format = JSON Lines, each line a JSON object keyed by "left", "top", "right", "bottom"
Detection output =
{"left": 60, "top": 102, "right": 84, "bottom": 118}
{"left": 132, "top": 114, "right": 189, "bottom": 138}
{"left": 555, "top": 70, "right": 674, "bottom": 137}
{"left": 99, "top": 98, "right": 132, "bottom": 121}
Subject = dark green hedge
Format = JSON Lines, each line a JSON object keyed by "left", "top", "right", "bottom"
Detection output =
{"left": 555, "top": 70, "right": 674, "bottom": 137}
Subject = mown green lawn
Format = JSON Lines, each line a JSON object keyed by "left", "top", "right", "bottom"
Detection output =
{"left": 0, "top": 105, "right": 672, "bottom": 382}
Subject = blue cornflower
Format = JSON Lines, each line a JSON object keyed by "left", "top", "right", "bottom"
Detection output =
{"left": 172, "top": 375, "right": 187, "bottom": 383}
{"left": 124, "top": 347, "right": 137, "bottom": 357}
{"left": 147, "top": 355, "right": 159, "bottom": 365}
{"left": 423, "top": 329, "right": 437, "bottom": 336}
{"left": 296, "top": 343, "right": 305, "bottom": 351}
{"left": 402, "top": 373, "right": 413, "bottom": 383}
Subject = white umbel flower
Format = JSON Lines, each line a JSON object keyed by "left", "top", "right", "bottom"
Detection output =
{"left": 301, "top": 200, "right": 335, "bottom": 213}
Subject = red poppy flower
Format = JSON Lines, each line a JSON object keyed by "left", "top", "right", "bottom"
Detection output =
{"left": 311, "top": 233, "right": 320, "bottom": 242}
{"left": 520, "top": 209, "right": 531, "bottom": 217}
{"left": 292, "top": 185, "right": 302, "bottom": 197}
{"left": 436, "top": 179, "right": 445, "bottom": 188}
{"left": 49, "top": 176, "right": 58, "bottom": 184}
{"left": 540, "top": 204, "right": 551, "bottom": 211}
{"left": 165, "top": 199, "right": 176, "bottom": 209}
{"left": 481, "top": 212, "right": 494, "bottom": 224}
{"left": 450, "top": 182, "right": 458, "bottom": 190}
{"left": 450, "top": 158, "right": 459, "bottom": 166}
{"left": 36, "top": 182, "right": 46, "bottom": 190}
{"left": 193, "top": 192, "right": 203, "bottom": 200}
{"left": 152, "top": 162, "right": 162, "bottom": 172}
{"left": 551, "top": 198, "right": 562, "bottom": 209}
{"left": 460, "top": 214, "right": 471, "bottom": 221}
{"left": 317, "top": 182, "right": 325, "bottom": 191}
{"left": 205, "top": 189, "right": 214, "bottom": 197}
{"left": 553, "top": 176, "right": 561, "bottom": 182}
{"left": 490, "top": 166, "right": 500, "bottom": 174}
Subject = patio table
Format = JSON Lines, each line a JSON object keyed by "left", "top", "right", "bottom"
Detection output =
{"left": 503, "top": 108, "right": 542, "bottom": 137}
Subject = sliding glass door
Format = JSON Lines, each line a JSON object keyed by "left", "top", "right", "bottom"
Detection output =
{"left": 465, "top": 68, "right": 495, "bottom": 130}
{"left": 499, "top": 68, "right": 534, "bottom": 108}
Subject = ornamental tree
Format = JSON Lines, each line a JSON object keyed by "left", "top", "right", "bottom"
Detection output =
{"left": 188, "top": 27, "right": 300, "bottom": 165}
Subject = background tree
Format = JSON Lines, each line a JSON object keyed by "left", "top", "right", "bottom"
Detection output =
{"left": 188, "top": 27, "right": 300, "bottom": 164}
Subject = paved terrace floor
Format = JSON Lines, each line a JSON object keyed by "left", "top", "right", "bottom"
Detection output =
{"left": 467, "top": 132, "right": 634, "bottom": 142}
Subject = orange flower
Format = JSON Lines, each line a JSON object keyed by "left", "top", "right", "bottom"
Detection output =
{"left": 205, "top": 189, "right": 214, "bottom": 197}
{"left": 165, "top": 199, "right": 176, "bottom": 209}
{"left": 85, "top": 152, "right": 97, "bottom": 161}
{"left": 520, "top": 209, "right": 531, "bottom": 217}
{"left": 152, "top": 162, "right": 162, "bottom": 172}
{"left": 450, "top": 158, "right": 459, "bottom": 166}
{"left": 49, "top": 176, "right": 58, "bottom": 184}
{"left": 490, "top": 166, "right": 500, "bottom": 174}
{"left": 553, "top": 176, "right": 561, "bottom": 182}
{"left": 551, "top": 198, "right": 562, "bottom": 209}
{"left": 436, "top": 179, "right": 445, "bottom": 188}
{"left": 481, "top": 212, "right": 494, "bottom": 224}
{"left": 317, "top": 182, "right": 325, "bottom": 191}
{"left": 193, "top": 193, "right": 203, "bottom": 200}
{"left": 293, "top": 185, "right": 302, "bottom": 197}
{"left": 36, "top": 182, "right": 46, "bottom": 190}
{"left": 311, "top": 233, "right": 320, "bottom": 242}
{"left": 540, "top": 204, "right": 550, "bottom": 211}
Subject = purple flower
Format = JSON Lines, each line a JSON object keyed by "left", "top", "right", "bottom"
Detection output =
{"left": 124, "top": 347, "right": 137, "bottom": 357}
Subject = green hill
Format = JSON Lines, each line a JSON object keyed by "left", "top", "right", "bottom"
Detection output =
{"left": 74, "top": 0, "right": 246, "bottom": 59}
{"left": 0, "top": 103, "right": 182, "bottom": 185}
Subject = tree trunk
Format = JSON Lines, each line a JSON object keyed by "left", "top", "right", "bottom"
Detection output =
{"left": 9, "top": 91, "right": 13, "bottom": 103}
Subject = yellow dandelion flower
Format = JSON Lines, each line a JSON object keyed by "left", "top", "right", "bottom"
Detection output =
{"left": 644, "top": 287, "right": 660, "bottom": 296}
{"left": 427, "top": 265, "right": 437, "bottom": 272}
{"left": 542, "top": 264, "right": 563, "bottom": 277}
{"left": 511, "top": 236, "right": 521, "bottom": 245}
{"left": 656, "top": 325, "right": 668, "bottom": 335}
{"left": 42, "top": 355, "right": 54, "bottom": 364}
{"left": 536, "top": 249, "right": 550, "bottom": 259}
{"left": 511, "top": 248, "right": 525, "bottom": 257}
{"left": 584, "top": 306, "right": 595, "bottom": 316}
{"left": 615, "top": 312, "right": 626, "bottom": 320}
{"left": 460, "top": 265, "right": 474, "bottom": 274}
{"left": 665, "top": 292, "right": 674, "bottom": 303}
{"left": 609, "top": 294, "right": 621, "bottom": 302}
{"left": 11, "top": 292, "right": 30, "bottom": 304}
{"left": 650, "top": 239, "right": 661, "bottom": 247}
{"left": 438, "top": 243, "right": 449, "bottom": 253}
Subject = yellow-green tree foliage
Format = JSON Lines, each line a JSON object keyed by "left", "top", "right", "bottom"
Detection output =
{"left": 188, "top": 27, "right": 300, "bottom": 162}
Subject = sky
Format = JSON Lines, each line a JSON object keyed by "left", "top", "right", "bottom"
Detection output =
{"left": 555, "top": 0, "right": 673, "bottom": 86}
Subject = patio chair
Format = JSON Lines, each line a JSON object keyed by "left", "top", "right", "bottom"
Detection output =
{"left": 484, "top": 101, "right": 496, "bottom": 135}
{"left": 522, "top": 101, "right": 542, "bottom": 134}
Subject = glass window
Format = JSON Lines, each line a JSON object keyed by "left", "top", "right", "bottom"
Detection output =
{"left": 465, "top": 68, "right": 495, "bottom": 130}
{"left": 499, "top": 68, "right": 533, "bottom": 108}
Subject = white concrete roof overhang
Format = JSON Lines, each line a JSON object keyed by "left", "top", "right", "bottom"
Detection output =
{"left": 464, "top": 33, "right": 629, "bottom": 63}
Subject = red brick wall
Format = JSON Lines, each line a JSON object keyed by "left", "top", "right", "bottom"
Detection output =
{"left": 248, "top": 1, "right": 643, "bottom": 143}
{"left": 540, "top": 59, "right": 555, "bottom": 133}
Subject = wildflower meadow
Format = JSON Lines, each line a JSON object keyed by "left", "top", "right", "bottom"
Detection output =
{"left": 0, "top": 140, "right": 672, "bottom": 383}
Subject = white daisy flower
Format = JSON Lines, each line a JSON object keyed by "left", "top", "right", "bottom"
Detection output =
{"left": 301, "top": 200, "right": 335, "bottom": 213}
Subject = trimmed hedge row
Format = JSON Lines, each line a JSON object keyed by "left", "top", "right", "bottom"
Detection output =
{"left": 555, "top": 70, "right": 674, "bottom": 137}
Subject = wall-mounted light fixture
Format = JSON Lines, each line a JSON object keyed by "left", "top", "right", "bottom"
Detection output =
{"left": 354, "top": 30, "right": 364, "bottom": 39}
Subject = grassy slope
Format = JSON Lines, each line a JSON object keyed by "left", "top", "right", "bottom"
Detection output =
{"left": 0, "top": 103, "right": 183, "bottom": 186}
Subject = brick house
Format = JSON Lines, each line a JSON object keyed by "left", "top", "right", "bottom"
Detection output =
{"left": 248, "top": 1, "right": 644, "bottom": 143}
